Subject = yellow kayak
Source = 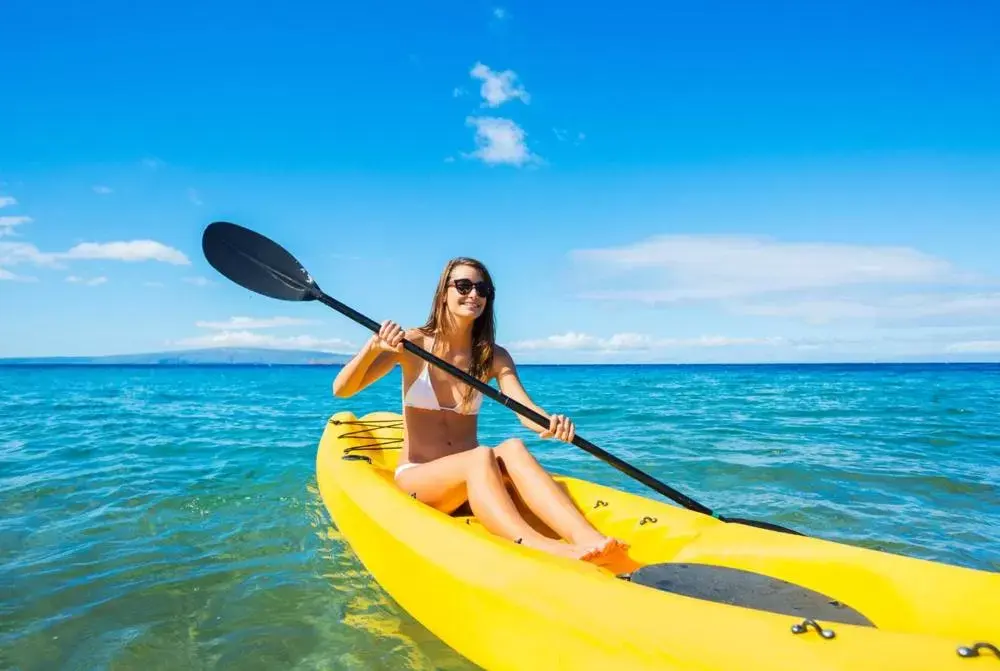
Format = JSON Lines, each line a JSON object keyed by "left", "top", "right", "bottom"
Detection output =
{"left": 316, "top": 410, "right": 1000, "bottom": 671}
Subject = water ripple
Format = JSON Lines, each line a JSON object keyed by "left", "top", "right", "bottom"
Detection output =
{"left": 1, "top": 364, "right": 998, "bottom": 669}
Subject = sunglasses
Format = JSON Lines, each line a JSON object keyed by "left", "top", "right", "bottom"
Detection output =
{"left": 449, "top": 278, "right": 493, "bottom": 297}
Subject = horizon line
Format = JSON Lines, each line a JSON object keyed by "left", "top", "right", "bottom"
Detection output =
{"left": 0, "top": 346, "right": 996, "bottom": 367}
{"left": 2, "top": 360, "right": 998, "bottom": 368}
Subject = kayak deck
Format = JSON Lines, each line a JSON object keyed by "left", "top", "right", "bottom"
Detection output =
{"left": 316, "top": 411, "right": 1000, "bottom": 671}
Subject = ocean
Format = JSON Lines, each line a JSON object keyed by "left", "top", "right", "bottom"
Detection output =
{"left": 2, "top": 363, "right": 999, "bottom": 670}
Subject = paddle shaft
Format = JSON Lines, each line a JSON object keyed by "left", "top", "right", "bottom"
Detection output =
{"left": 314, "top": 289, "right": 715, "bottom": 516}
{"left": 200, "top": 220, "right": 802, "bottom": 534}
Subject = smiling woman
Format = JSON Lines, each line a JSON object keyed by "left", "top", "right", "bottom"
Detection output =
{"left": 332, "top": 255, "right": 630, "bottom": 564}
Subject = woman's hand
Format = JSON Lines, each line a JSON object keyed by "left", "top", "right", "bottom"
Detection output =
{"left": 334, "top": 320, "right": 405, "bottom": 398}
{"left": 540, "top": 413, "right": 576, "bottom": 443}
{"left": 370, "top": 320, "right": 405, "bottom": 353}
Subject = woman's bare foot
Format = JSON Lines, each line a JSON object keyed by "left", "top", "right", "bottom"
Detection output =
{"left": 577, "top": 536, "right": 630, "bottom": 563}
{"left": 517, "top": 535, "right": 629, "bottom": 564}
{"left": 518, "top": 535, "right": 592, "bottom": 561}
{"left": 569, "top": 529, "right": 630, "bottom": 558}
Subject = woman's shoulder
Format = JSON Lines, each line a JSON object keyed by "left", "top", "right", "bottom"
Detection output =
{"left": 490, "top": 343, "right": 515, "bottom": 371}
{"left": 492, "top": 342, "right": 512, "bottom": 358}
{"left": 404, "top": 326, "right": 428, "bottom": 340}
{"left": 406, "top": 326, "right": 438, "bottom": 344}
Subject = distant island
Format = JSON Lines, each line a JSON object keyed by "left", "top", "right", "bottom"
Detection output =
{"left": 1, "top": 348, "right": 996, "bottom": 367}
{"left": 0, "top": 347, "right": 352, "bottom": 366}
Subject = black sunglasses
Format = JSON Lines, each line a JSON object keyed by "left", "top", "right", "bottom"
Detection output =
{"left": 449, "top": 278, "right": 493, "bottom": 297}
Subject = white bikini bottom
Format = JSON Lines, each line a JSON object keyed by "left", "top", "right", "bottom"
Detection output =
{"left": 394, "top": 462, "right": 421, "bottom": 479}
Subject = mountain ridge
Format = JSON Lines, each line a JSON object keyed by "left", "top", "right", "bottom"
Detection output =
{"left": 0, "top": 347, "right": 352, "bottom": 365}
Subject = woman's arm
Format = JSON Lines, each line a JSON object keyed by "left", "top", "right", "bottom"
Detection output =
{"left": 492, "top": 345, "right": 576, "bottom": 443}
{"left": 332, "top": 320, "right": 407, "bottom": 398}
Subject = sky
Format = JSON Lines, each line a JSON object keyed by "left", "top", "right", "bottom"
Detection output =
{"left": 2, "top": 0, "right": 999, "bottom": 363}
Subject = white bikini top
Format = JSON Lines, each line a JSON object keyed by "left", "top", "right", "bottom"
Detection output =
{"left": 402, "top": 343, "right": 483, "bottom": 415}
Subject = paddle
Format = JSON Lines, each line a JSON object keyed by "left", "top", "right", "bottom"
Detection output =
{"left": 201, "top": 220, "right": 804, "bottom": 536}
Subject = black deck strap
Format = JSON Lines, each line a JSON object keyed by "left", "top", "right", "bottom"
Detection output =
{"left": 330, "top": 418, "right": 404, "bottom": 454}
{"left": 627, "top": 562, "right": 876, "bottom": 627}
{"left": 957, "top": 642, "right": 999, "bottom": 659}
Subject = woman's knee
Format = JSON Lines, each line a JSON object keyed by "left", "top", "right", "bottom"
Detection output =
{"left": 466, "top": 444, "right": 497, "bottom": 474}
{"left": 495, "top": 437, "right": 528, "bottom": 461}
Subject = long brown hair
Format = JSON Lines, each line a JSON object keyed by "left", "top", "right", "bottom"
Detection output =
{"left": 418, "top": 257, "right": 496, "bottom": 407}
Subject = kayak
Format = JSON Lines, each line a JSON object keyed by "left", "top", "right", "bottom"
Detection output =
{"left": 315, "top": 410, "right": 1000, "bottom": 671}
{"left": 198, "top": 217, "right": 1000, "bottom": 668}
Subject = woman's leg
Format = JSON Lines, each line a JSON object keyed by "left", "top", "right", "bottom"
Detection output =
{"left": 395, "top": 446, "right": 607, "bottom": 561}
{"left": 394, "top": 449, "right": 475, "bottom": 514}
{"left": 465, "top": 446, "right": 584, "bottom": 554}
{"left": 494, "top": 438, "right": 629, "bottom": 554}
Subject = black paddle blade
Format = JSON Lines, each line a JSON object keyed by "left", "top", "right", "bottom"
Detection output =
{"left": 201, "top": 221, "right": 320, "bottom": 301}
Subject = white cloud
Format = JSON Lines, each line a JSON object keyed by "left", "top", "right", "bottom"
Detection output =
{"left": 736, "top": 292, "right": 1000, "bottom": 324}
{"left": 175, "top": 330, "right": 356, "bottom": 353}
{"left": 0, "top": 265, "right": 37, "bottom": 282}
{"left": 141, "top": 157, "right": 162, "bottom": 169}
{"left": 66, "top": 275, "right": 108, "bottom": 286}
{"left": 0, "top": 196, "right": 17, "bottom": 208}
{"left": 512, "top": 331, "right": 599, "bottom": 350}
{"left": 464, "top": 117, "right": 538, "bottom": 166}
{"left": 0, "top": 271, "right": 38, "bottom": 282}
{"left": 493, "top": 7, "right": 507, "bottom": 19}
{"left": 460, "top": 63, "right": 537, "bottom": 167}
{"left": 0, "top": 241, "right": 58, "bottom": 268}
{"left": 945, "top": 340, "right": 1000, "bottom": 354}
{"left": 175, "top": 316, "right": 354, "bottom": 353}
{"left": 503, "top": 328, "right": 1000, "bottom": 363}
{"left": 0, "top": 244, "right": 43, "bottom": 281}
{"left": 183, "top": 276, "right": 211, "bottom": 286}
{"left": 509, "top": 331, "right": 783, "bottom": 352}
{"left": 195, "top": 316, "right": 317, "bottom": 330}
{"left": 187, "top": 188, "right": 203, "bottom": 206}
{"left": 469, "top": 62, "right": 529, "bottom": 107}
{"left": 1, "top": 238, "right": 189, "bottom": 282}
{"left": 62, "top": 241, "right": 190, "bottom": 265}
{"left": 92, "top": 185, "right": 113, "bottom": 195}
{"left": 0, "top": 215, "right": 32, "bottom": 237}
{"left": 571, "top": 234, "right": 969, "bottom": 303}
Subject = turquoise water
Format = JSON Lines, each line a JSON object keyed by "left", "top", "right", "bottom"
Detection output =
{"left": 2, "top": 363, "right": 999, "bottom": 670}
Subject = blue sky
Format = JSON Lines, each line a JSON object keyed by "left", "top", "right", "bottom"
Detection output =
{"left": 2, "top": 0, "right": 999, "bottom": 363}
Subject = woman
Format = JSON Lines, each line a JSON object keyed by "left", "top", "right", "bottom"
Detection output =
{"left": 333, "top": 257, "right": 628, "bottom": 564}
